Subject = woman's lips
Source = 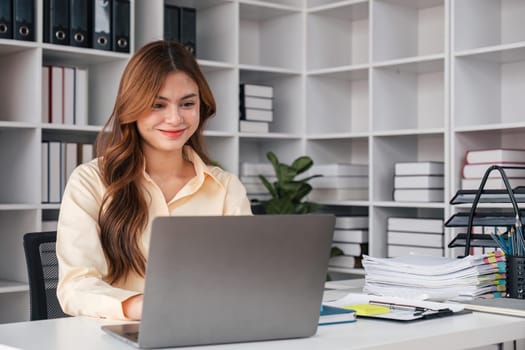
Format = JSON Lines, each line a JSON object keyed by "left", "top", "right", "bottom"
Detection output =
{"left": 159, "top": 128, "right": 185, "bottom": 138}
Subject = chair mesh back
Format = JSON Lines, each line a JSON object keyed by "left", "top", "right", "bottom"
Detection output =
{"left": 39, "top": 242, "right": 69, "bottom": 319}
{"left": 24, "top": 231, "right": 69, "bottom": 320}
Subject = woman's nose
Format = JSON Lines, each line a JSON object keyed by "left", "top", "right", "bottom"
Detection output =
{"left": 165, "top": 105, "right": 183, "bottom": 123}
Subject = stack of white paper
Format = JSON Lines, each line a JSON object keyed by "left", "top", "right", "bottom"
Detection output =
{"left": 362, "top": 252, "right": 506, "bottom": 301}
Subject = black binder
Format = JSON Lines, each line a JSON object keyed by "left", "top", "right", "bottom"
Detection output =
{"left": 70, "top": 0, "right": 89, "bottom": 47}
{"left": 92, "top": 0, "right": 111, "bottom": 51}
{"left": 44, "top": 0, "right": 68, "bottom": 45}
{"left": 13, "top": 0, "right": 33, "bottom": 41}
{"left": 180, "top": 7, "right": 196, "bottom": 55}
{"left": 112, "top": 0, "right": 129, "bottom": 52}
{"left": 164, "top": 4, "right": 179, "bottom": 42}
{"left": 0, "top": 0, "right": 12, "bottom": 39}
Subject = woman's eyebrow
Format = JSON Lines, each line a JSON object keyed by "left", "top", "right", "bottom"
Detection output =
{"left": 156, "top": 93, "right": 198, "bottom": 101}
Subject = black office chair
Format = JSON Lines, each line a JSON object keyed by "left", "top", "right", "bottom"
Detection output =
{"left": 23, "top": 231, "right": 69, "bottom": 320}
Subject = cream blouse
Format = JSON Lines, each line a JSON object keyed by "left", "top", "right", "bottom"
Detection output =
{"left": 56, "top": 147, "right": 252, "bottom": 320}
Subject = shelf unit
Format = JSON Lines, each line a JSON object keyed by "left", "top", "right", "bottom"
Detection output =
{"left": 0, "top": 0, "right": 523, "bottom": 323}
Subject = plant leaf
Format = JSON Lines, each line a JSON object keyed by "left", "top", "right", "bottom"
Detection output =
{"left": 259, "top": 175, "right": 277, "bottom": 198}
{"left": 291, "top": 156, "right": 314, "bottom": 174}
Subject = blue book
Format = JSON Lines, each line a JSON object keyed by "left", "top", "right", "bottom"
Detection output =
{"left": 319, "top": 305, "right": 356, "bottom": 326}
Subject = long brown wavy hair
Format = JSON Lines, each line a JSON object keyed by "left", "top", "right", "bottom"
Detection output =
{"left": 96, "top": 40, "right": 216, "bottom": 284}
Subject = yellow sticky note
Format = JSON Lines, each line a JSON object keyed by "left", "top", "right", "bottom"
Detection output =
{"left": 342, "top": 304, "right": 390, "bottom": 316}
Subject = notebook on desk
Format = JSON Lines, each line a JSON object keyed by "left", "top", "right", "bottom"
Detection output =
{"left": 101, "top": 214, "right": 335, "bottom": 349}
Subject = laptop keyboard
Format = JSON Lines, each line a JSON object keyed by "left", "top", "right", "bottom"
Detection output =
{"left": 124, "top": 331, "right": 139, "bottom": 342}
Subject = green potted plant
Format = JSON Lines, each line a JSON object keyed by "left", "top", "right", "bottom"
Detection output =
{"left": 256, "top": 152, "right": 343, "bottom": 271}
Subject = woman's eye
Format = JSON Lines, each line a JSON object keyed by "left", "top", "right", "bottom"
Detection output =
{"left": 182, "top": 101, "right": 196, "bottom": 108}
{"left": 152, "top": 103, "right": 164, "bottom": 109}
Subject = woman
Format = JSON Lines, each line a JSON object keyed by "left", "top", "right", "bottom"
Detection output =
{"left": 56, "top": 40, "right": 252, "bottom": 320}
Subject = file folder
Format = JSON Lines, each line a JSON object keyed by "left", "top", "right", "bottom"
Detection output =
{"left": 92, "top": 0, "right": 111, "bottom": 51}
{"left": 70, "top": 0, "right": 89, "bottom": 47}
{"left": 44, "top": 0, "right": 69, "bottom": 45}
{"left": 180, "top": 7, "right": 196, "bottom": 55}
{"left": 13, "top": 0, "right": 33, "bottom": 41}
{"left": 0, "top": 0, "right": 12, "bottom": 39}
{"left": 164, "top": 4, "right": 179, "bottom": 42}
{"left": 112, "top": 0, "right": 129, "bottom": 52}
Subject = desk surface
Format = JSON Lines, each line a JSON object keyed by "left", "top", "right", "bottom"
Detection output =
{"left": 0, "top": 311, "right": 524, "bottom": 350}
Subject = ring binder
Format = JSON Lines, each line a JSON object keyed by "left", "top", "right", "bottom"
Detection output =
{"left": 70, "top": 0, "right": 89, "bottom": 47}
{"left": 0, "top": 0, "right": 12, "bottom": 39}
{"left": 14, "top": 0, "right": 34, "bottom": 41}
{"left": 92, "top": 0, "right": 112, "bottom": 51}
{"left": 44, "top": 0, "right": 69, "bottom": 45}
{"left": 112, "top": 0, "right": 129, "bottom": 53}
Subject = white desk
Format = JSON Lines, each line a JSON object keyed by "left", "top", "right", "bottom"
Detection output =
{"left": 0, "top": 311, "right": 524, "bottom": 350}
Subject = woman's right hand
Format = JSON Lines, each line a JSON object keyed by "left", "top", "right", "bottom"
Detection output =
{"left": 122, "top": 294, "right": 144, "bottom": 320}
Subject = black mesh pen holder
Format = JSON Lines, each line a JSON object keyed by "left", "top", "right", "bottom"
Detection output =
{"left": 506, "top": 255, "right": 525, "bottom": 299}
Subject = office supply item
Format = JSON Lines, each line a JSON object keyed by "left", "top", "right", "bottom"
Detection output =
{"left": 394, "top": 161, "right": 444, "bottom": 176}
{"left": 394, "top": 175, "right": 444, "bottom": 189}
{"left": 466, "top": 149, "right": 525, "bottom": 164}
{"left": 101, "top": 214, "right": 335, "bottom": 348}
{"left": 240, "top": 83, "right": 273, "bottom": 98}
{"left": 326, "top": 293, "right": 465, "bottom": 322}
{"left": 393, "top": 188, "right": 444, "bottom": 202}
{"left": 44, "top": 0, "right": 68, "bottom": 44}
{"left": 318, "top": 305, "right": 356, "bottom": 325}
{"left": 74, "top": 67, "right": 88, "bottom": 125}
{"left": 0, "top": 0, "right": 12, "bottom": 39}
{"left": 240, "top": 96, "right": 273, "bottom": 110}
{"left": 179, "top": 7, "right": 196, "bottom": 55}
{"left": 362, "top": 253, "right": 506, "bottom": 300}
{"left": 49, "top": 65, "right": 63, "bottom": 124}
{"left": 240, "top": 107, "right": 273, "bottom": 122}
{"left": 462, "top": 177, "right": 525, "bottom": 190}
{"left": 13, "top": 0, "right": 33, "bottom": 41}
{"left": 92, "top": 0, "right": 111, "bottom": 50}
{"left": 463, "top": 163, "right": 525, "bottom": 178}
{"left": 239, "top": 119, "right": 269, "bottom": 133}
{"left": 69, "top": 0, "right": 89, "bottom": 47}
{"left": 387, "top": 217, "right": 443, "bottom": 233}
{"left": 461, "top": 297, "right": 525, "bottom": 317}
{"left": 112, "top": 0, "right": 129, "bottom": 52}
{"left": 164, "top": 4, "right": 180, "bottom": 41}
{"left": 23, "top": 231, "right": 69, "bottom": 320}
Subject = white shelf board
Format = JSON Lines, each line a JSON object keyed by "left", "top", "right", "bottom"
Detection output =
{"left": 315, "top": 200, "right": 370, "bottom": 207}
{"left": 454, "top": 41, "right": 525, "bottom": 64}
{"left": 198, "top": 59, "right": 235, "bottom": 71}
{"left": 0, "top": 204, "right": 38, "bottom": 210}
{"left": 42, "top": 44, "right": 130, "bottom": 66}
{"left": 203, "top": 130, "right": 236, "bottom": 138}
{"left": 0, "top": 39, "right": 38, "bottom": 55}
{"left": 453, "top": 122, "right": 525, "bottom": 134}
{"left": 239, "top": 1, "right": 299, "bottom": 21}
{"left": 372, "top": 128, "right": 445, "bottom": 137}
{"left": 307, "top": 132, "right": 370, "bottom": 140}
{"left": 239, "top": 132, "right": 302, "bottom": 139}
{"left": 41, "top": 124, "right": 103, "bottom": 133}
{"left": 380, "top": 0, "right": 443, "bottom": 9}
{"left": 239, "top": 64, "right": 302, "bottom": 77}
{"left": 373, "top": 54, "right": 445, "bottom": 73}
{"left": 0, "top": 121, "right": 37, "bottom": 130}
{"left": 307, "top": 64, "right": 369, "bottom": 80}
{"left": 307, "top": 0, "right": 368, "bottom": 20}
{"left": 0, "top": 280, "right": 28, "bottom": 294}
{"left": 372, "top": 201, "right": 446, "bottom": 209}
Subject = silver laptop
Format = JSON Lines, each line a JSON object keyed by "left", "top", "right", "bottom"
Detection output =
{"left": 102, "top": 214, "right": 335, "bottom": 349}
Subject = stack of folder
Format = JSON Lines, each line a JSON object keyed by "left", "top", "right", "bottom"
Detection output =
{"left": 361, "top": 252, "right": 507, "bottom": 301}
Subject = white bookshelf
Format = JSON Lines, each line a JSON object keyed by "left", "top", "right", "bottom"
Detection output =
{"left": 0, "top": 0, "right": 523, "bottom": 322}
